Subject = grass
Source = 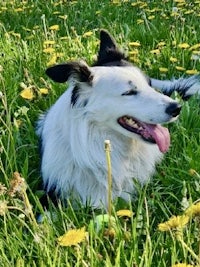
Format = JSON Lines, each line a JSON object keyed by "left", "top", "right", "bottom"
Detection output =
{"left": 0, "top": 0, "right": 200, "bottom": 266}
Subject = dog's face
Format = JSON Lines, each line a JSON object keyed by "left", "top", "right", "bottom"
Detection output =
{"left": 45, "top": 30, "right": 181, "bottom": 153}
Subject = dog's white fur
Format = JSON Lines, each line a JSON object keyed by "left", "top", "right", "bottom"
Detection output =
{"left": 37, "top": 30, "right": 200, "bottom": 209}
{"left": 37, "top": 65, "right": 180, "bottom": 208}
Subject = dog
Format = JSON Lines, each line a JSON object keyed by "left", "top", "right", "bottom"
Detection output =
{"left": 37, "top": 30, "right": 200, "bottom": 209}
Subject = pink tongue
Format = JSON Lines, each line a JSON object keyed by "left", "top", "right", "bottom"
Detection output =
{"left": 142, "top": 124, "right": 170, "bottom": 153}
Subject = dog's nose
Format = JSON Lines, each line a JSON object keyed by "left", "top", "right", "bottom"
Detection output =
{"left": 165, "top": 103, "right": 182, "bottom": 117}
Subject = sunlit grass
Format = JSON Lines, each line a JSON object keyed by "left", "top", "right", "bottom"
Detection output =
{"left": 0, "top": 0, "right": 200, "bottom": 266}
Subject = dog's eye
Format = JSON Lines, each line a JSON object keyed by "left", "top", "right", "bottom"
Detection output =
{"left": 122, "top": 89, "right": 138, "bottom": 96}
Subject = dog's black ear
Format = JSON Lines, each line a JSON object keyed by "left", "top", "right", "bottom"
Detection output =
{"left": 46, "top": 61, "right": 93, "bottom": 84}
{"left": 94, "top": 29, "right": 127, "bottom": 66}
{"left": 99, "top": 29, "right": 118, "bottom": 54}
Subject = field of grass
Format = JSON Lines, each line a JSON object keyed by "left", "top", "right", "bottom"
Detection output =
{"left": 0, "top": 0, "right": 200, "bottom": 266}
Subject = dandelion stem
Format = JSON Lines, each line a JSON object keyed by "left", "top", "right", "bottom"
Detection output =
{"left": 104, "top": 140, "right": 112, "bottom": 227}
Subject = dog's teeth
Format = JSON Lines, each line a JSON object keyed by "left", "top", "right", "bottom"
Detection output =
{"left": 124, "top": 117, "right": 141, "bottom": 129}
{"left": 126, "top": 118, "right": 135, "bottom": 126}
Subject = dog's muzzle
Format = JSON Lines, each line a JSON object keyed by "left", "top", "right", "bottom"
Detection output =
{"left": 165, "top": 103, "right": 182, "bottom": 117}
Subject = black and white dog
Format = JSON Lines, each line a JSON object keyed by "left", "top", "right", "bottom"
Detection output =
{"left": 37, "top": 30, "right": 200, "bottom": 208}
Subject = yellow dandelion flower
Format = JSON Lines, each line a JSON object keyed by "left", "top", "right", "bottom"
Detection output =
{"left": 140, "top": 3, "right": 147, "bottom": 8}
{"left": 60, "top": 36, "right": 69, "bottom": 40}
{"left": 43, "top": 47, "right": 55, "bottom": 54}
{"left": 184, "top": 10, "right": 194, "bottom": 15}
{"left": 156, "top": 8, "right": 162, "bottom": 12}
{"left": 170, "top": 57, "right": 178, "bottom": 63}
{"left": 58, "top": 15, "right": 68, "bottom": 20}
{"left": 171, "top": 11, "right": 179, "bottom": 17}
{"left": 137, "top": 19, "right": 144, "bottom": 24}
{"left": 57, "top": 227, "right": 87, "bottom": 247}
{"left": 150, "top": 49, "right": 160, "bottom": 55}
{"left": 192, "top": 50, "right": 200, "bottom": 55}
{"left": 22, "top": 27, "right": 32, "bottom": 32}
{"left": 116, "top": 209, "right": 134, "bottom": 218}
{"left": 43, "top": 40, "right": 56, "bottom": 46}
{"left": 130, "top": 57, "right": 140, "bottom": 63}
{"left": 33, "top": 26, "right": 40, "bottom": 30}
{"left": 10, "top": 32, "right": 21, "bottom": 38}
{"left": 14, "top": 8, "right": 24, "bottom": 12}
{"left": 129, "top": 41, "right": 141, "bottom": 47}
{"left": 83, "top": 31, "right": 93, "bottom": 38}
{"left": 177, "top": 2, "right": 185, "bottom": 7}
{"left": 95, "top": 10, "right": 101, "bottom": 15}
{"left": 148, "top": 15, "right": 155, "bottom": 20}
{"left": 47, "top": 54, "right": 57, "bottom": 66}
{"left": 129, "top": 49, "right": 139, "bottom": 55}
{"left": 49, "top": 25, "right": 59, "bottom": 31}
{"left": 111, "top": 0, "right": 119, "bottom": 3}
{"left": 175, "top": 66, "right": 186, "bottom": 71}
{"left": 159, "top": 67, "right": 168, "bottom": 73}
{"left": 162, "top": 14, "right": 168, "bottom": 19}
{"left": 112, "top": 0, "right": 120, "bottom": 4}
{"left": 158, "top": 215, "right": 189, "bottom": 232}
{"left": 54, "top": 2, "right": 61, "bottom": 6}
{"left": 157, "top": 41, "right": 166, "bottom": 47}
{"left": 185, "top": 202, "right": 200, "bottom": 217}
{"left": 146, "top": 8, "right": 154, "bottom": 13}
{"left": 171, "top": 263, "right": 193, "bottom": 267}
{"left": 39, "top": 88, "right": 49, "bottom": 95}
{"left": 20, "top": 88, "right": 34, "bottom": 100}
{"left": 185, "top": 69, "right": 199, "bottom": 75}
{"left": 131, "top": 2, "right": 139, "bottom": 6}
{"left": 56, "top": 52, "right": 64, "bottom": 58}
{"left": 178, "top": 43, "right": 190, "bottom": 49}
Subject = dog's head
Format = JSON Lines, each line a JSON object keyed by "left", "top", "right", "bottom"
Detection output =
{"left": 45, "top": 30, "right": 181, "bottom": 153}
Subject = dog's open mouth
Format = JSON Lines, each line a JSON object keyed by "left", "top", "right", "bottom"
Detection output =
{"left": 118, "top": 116, "right": 170, "bottom": 153}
